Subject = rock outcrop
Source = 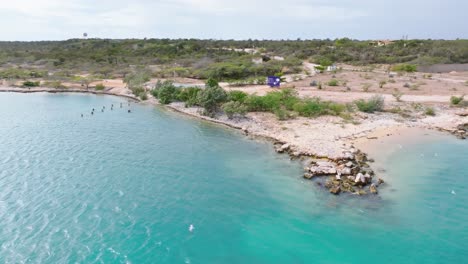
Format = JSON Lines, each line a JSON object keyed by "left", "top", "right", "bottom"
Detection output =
{"left": 303, "top": 147, "right": 383, "bottom": 195}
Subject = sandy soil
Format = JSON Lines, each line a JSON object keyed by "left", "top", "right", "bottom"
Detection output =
{"left": 225, "top": 65, "right": 468, "bottom": 104}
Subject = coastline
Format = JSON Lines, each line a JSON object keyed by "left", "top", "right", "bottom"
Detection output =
{"left": 2, "top": 86, "right": 467, "bottom": 196}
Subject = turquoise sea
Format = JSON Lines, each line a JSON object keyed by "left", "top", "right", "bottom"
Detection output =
{"left": 0, "top": 93, "right": 466, "bottom": 263}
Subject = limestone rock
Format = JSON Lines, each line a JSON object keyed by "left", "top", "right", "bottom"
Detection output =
{"left": 338, "top": 167, "right": 352, "bottom": 175}
{"left": 329, "top": 186, "right": 341, "bottom": 195}
{"left": 355, "top": 173, "right": 364, "bottom": 183}
{"left": 276, "top": 143, "right": 290, "bottom": 153}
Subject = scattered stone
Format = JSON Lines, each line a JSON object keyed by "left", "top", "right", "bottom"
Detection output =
{"left": 355, "top": 173, "right": 364, "bottom": 183}
{"left": 370, "top": 184, "right": 378, "bottom": 194}
{"left": 338, "top": 167, "right": 352, "bottom": 175}
{"left": 377, "top": 178, "right": 385, "bottom": 185}
{"left": 303, "top": 173, "right": 314, "bottom": 179}
{"left": 345, "top": 161, "right": 353, "bottom": 167}
{"left": 343, "top": 152, "right": 354, "bottom": 160}
{"left": 335, "top": 174, "right": 341, "bottom": 180}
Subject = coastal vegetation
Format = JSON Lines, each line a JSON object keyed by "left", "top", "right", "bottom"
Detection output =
{"left": 354, "top": 95, "right": 385, "bottom": 113}
{"left": 0, "top": 39, "right": 467, "bottom": 83}
{"left": 450, "top": 95, "right": 465, "bottom": 106}
{"left": 151, "top": 79, "right": 350, "bottom": 120}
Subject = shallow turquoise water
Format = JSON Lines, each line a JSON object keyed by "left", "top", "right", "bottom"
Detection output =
{"left": 0, "top": 93, "right": 466, "bottom": 263}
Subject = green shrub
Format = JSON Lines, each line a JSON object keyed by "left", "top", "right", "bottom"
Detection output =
{"left": 131, "top": 87, "right": 145, "bottom": 97}
{"left": 155, "top": 81, "right": 178, "bottom": 104}
{"left": 22, "top": 81, "right": 40, "bottom": 87}
{"left": 222, "top": 101, "right": 248, "bottom": 119}
{"left": 314, "top": 65, "right": 326, "bottom": 73}
{"left": 95, "top": 83, "right": 105, "bottom": 90}
{"left": 206, "top": 78, "right": 219, "bottom": 88}
{"left": 244, "top": 89, "right": 299, "bottom": 112}
{"left": 425, "top": 107, "right": 436, "bottom": 116}
{"left": 450, "top": 95, "right": 464, "bottom": 106}
{"left": 140, "top": 92, "right": 148, "bottom": 100}
{"left": 227, "top": 90, "right": 248, "bottom": 103}
{"left": 355, "top": 95, "right": 385, "bottom": 113}
{"left": 328, "top": 79, "right": 339, "bottom": 86}
{"left": 197, "top": 81, "right": 227, "bottom": 116}
{"left": 178, "top": 87, "right": 202, "bottom": 107}
{"left": 42, "top": 81, "right": 66, "bottom": 89}
{"left": 392, "top": 64, "right": 417, "bottom": 73}
{"left": 293, "top": 98, "right": 345, "bottom": 117}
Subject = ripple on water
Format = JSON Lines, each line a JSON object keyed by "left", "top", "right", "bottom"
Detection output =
{"left": 0, "top": 93, "right": 467, "bottom": 263}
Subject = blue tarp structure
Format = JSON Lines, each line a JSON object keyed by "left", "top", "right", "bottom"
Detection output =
{"left": 267, "top": 76, "right": 281, "bottom": 87}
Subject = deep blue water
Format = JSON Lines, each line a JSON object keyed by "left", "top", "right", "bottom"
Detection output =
{"left": 0, "top": 93, "right": 466, "bottom": 263}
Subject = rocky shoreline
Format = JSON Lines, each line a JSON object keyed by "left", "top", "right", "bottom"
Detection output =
{"left": 436, "top": 123, "right": 468, "bottom": 139}
{"left": 274, "top": 142, "right": 383, "bottom": 195}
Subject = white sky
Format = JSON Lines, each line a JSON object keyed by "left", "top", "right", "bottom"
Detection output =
{"left": 0, "top": 0, "right": 466, "bottom": 40}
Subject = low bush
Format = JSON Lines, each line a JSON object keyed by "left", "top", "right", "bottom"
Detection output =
{"left": 274, "top": 107, "right": 289, "bottom": 120}
{"left": 227, "top": 90, "right": 248, "bottom": 103}
{"left": 155, "top": 81, "right": 178, "bottom": 104}
{"left": 328, "top": 79, "right": 339, "bottom": 86}
{"left": 22, "top": 81, "right": 40, "bottom": 87}
{"left": 42, "top": 81, "right": 66, "bottom": 89}
{"left": 95, "top": 83, "right": 105, "bottom": 90}
{"left": 293, "top": 98, "right": 345, "bottom": 117}
{"left": 222, "top": 101, "right": 248, "bottom": 119}
{"left": 425, "top": 107, "right": 436, "bottom": 116}
{"left": 392, "top": 64, "right": 417, "bottom": 73}
{"left": 197, "top": 82, "right": 228, "bottom": 117}
{"left": 140, "top": 92, "right": 148, "bottom": 100}
{"left": 450, "top": 95, "right": 464, "bottom": 106}
{"left": 355, "top": 95, "right": 385, "bottom": 113}
{"left": 178, "top": 87, "right": 202, "bottom": 107}
{"left": 131, "top": 87, "right": 146, "bottom": 97}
